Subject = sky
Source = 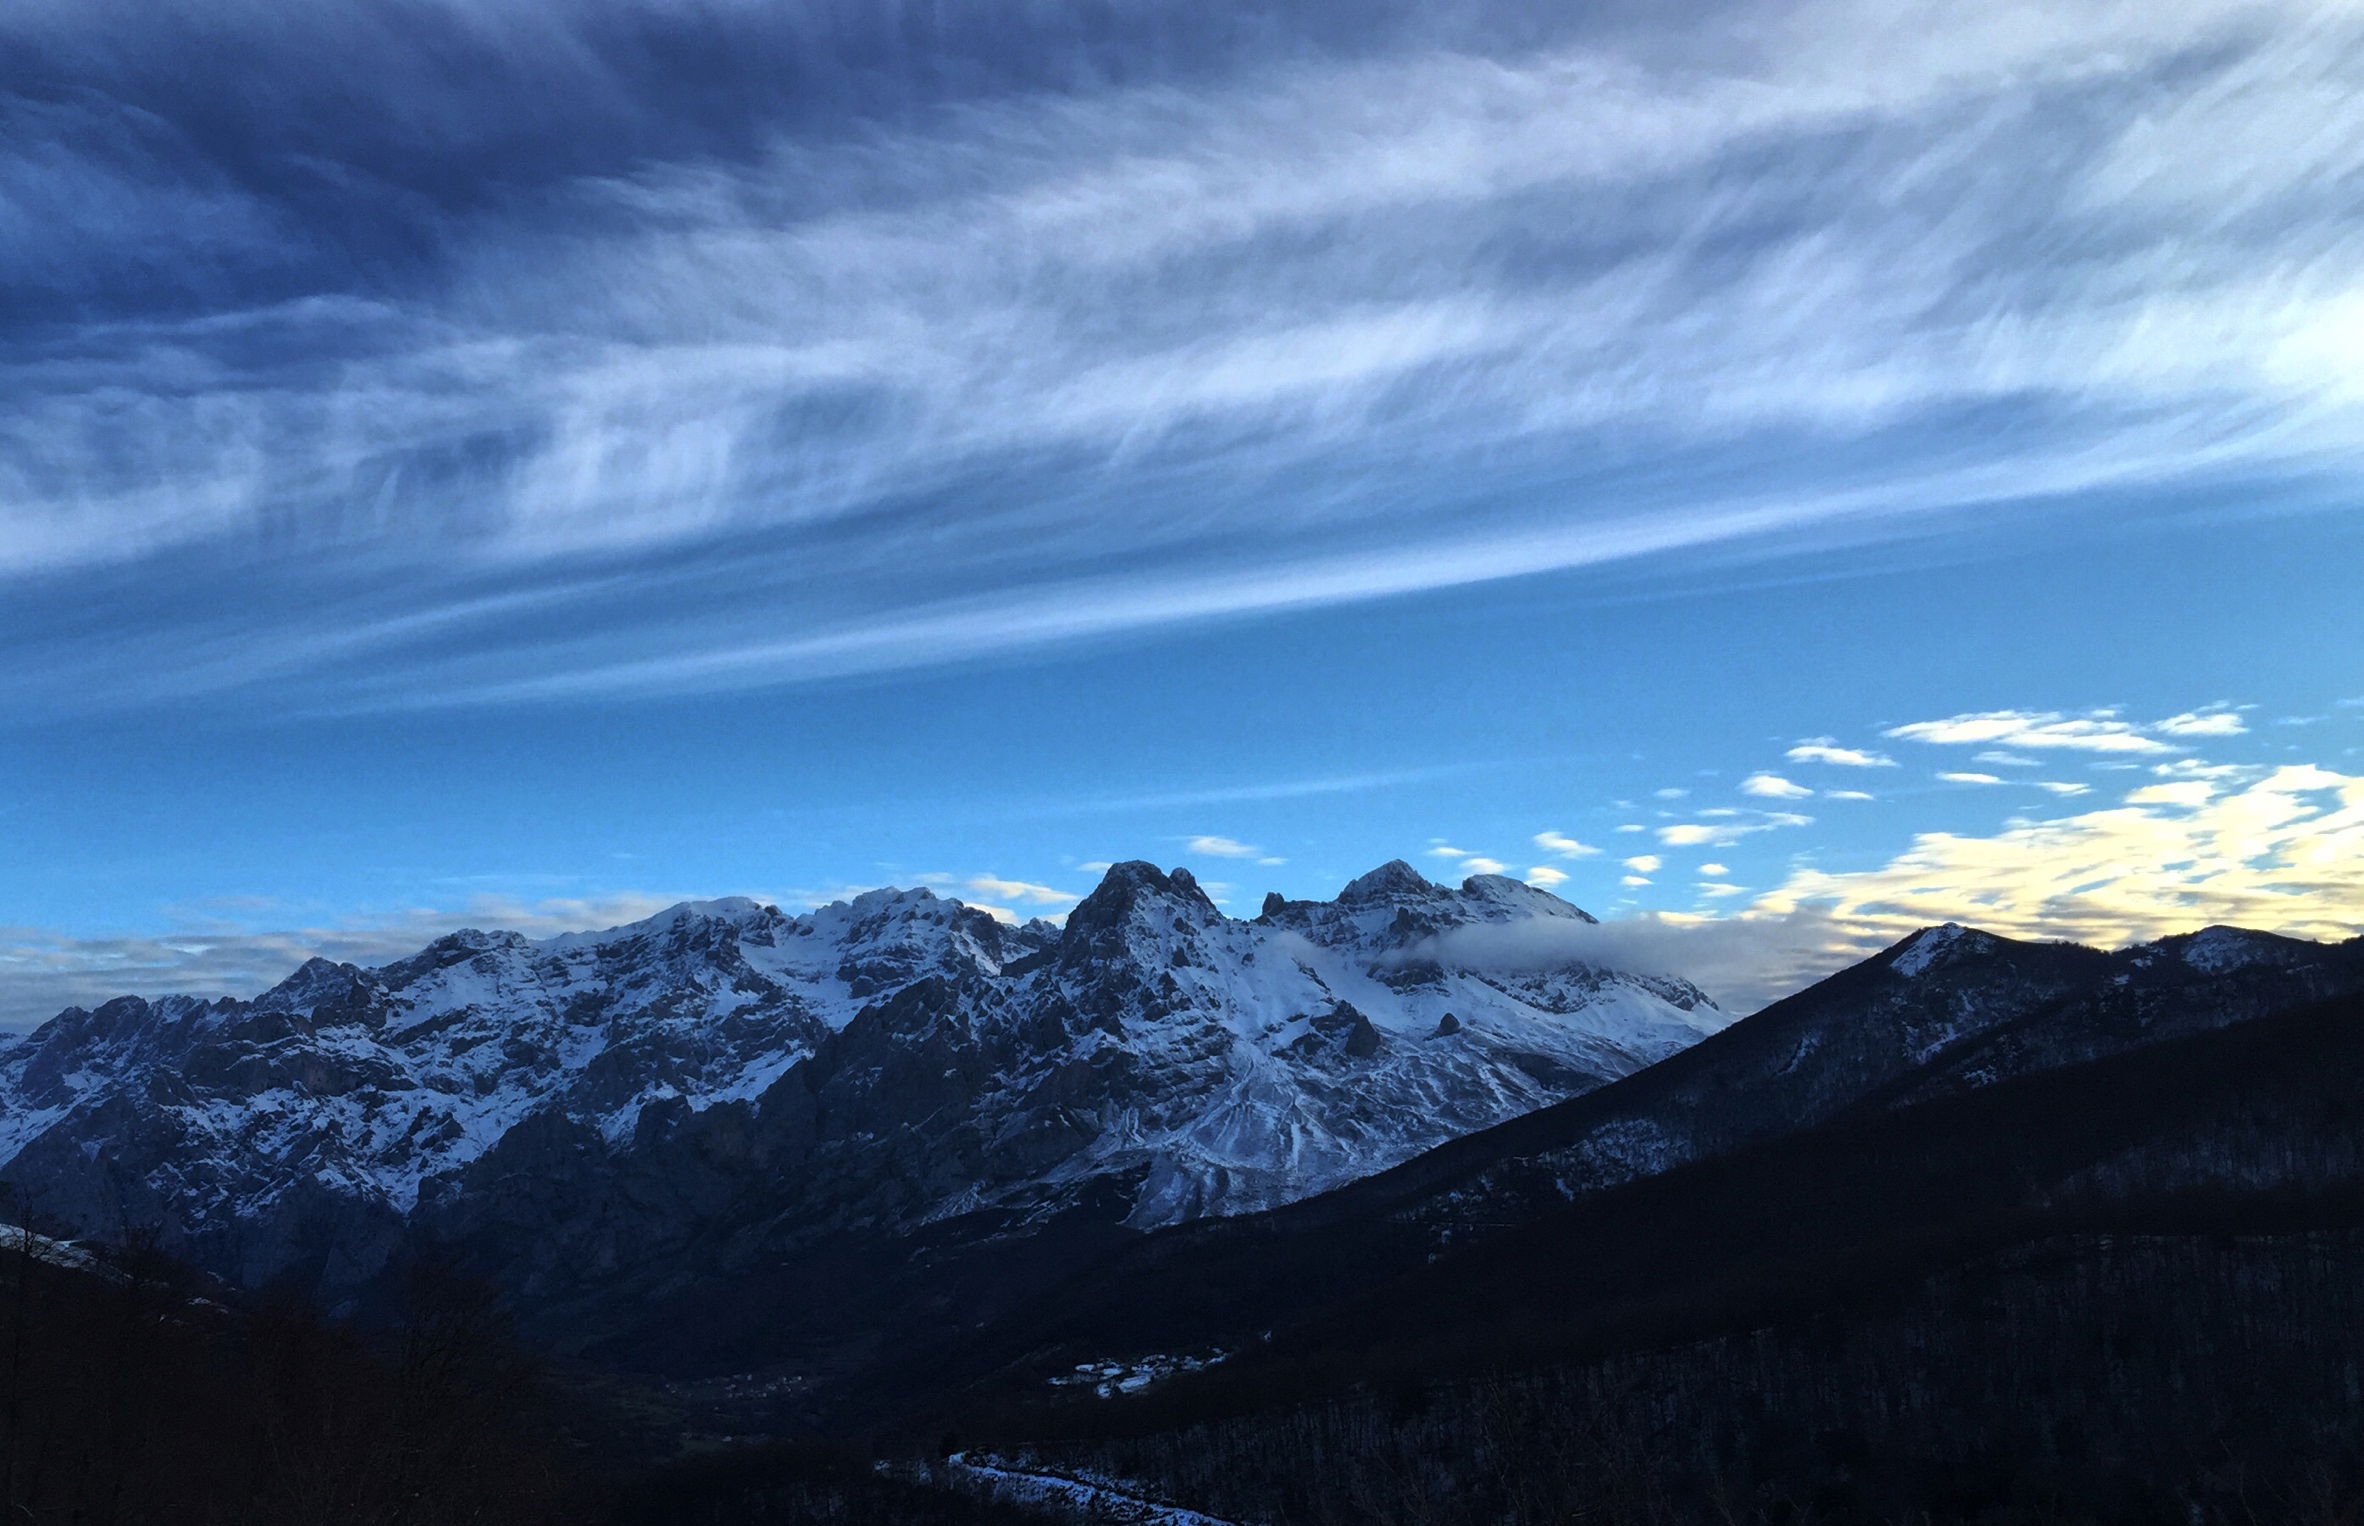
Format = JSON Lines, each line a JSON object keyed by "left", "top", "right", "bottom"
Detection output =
{"left": 3, "top": 0, "right": 2362, "bottom": 1025}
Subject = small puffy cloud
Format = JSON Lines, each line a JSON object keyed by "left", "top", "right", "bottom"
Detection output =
{"left": 1887, "top": 709, "right": 2171, "bottom": 754}
{"left": 1532, "top": 831, "right": 1601, "bottom": 859}
{"left": 1698, "top": 863, "right": 1730, "bottom": 877}
{"left": 1186, "top": 835, "right": 1263, "bottom": 859}
{"left": 1524, "top": 865, "right": 1570, "bottom": 888}
{"left": 1826, "top": 790, "right": 1875, "bottom": 801}
{"left": 1786, "top": 739, "right": 1896, "bottom": 768}
{"left": 1623, "top": 855, "right": 1663, "bottom": 873}
{"left": 1257, "top": 855, "right": 1287, "bottom": 866}
{"left": 1740, "top": 773, "right": 1813, "bottom": 799}
{"left": 1975, "top": 751, "right": 2041, "bottom": 768}
{"left": 1698, "top": 882, "right": 1748, "bottom": 898}
{"left": 2035, "top": 781, "right": 2091, "bottom": 796}
{"left": 1620, "top": 874, "right": 1652, "bottom": 887}
{"left": 1616, "top": 824, "right": 1647, "bottom": 833}
{"left": 1429, "top": 840, "right": 1510, "bottom": 876}
{"left": 1938, "top": 772, "right": 2007, "bottom": 785}
{"left": 2155, "top": 709, "right": 2248, "bottom": 737}
{"left": 1077, "top": 861, "right": 1115, "bottom": 873}
{"left": 965, "top": 874, "right": 1075, "bottom": 905}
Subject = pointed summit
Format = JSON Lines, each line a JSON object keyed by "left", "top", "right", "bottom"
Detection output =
{"left": 255, "top": 957, "right": 374, "bottom": 1017}
{"left": 1338, "top": 859, "right": 1435, "bottom": 903}
{"left": 1060, "top": 861, "right": 1221, "bottom": 963}
{"left": 1075, "top": 860, "right": 1213, "bottom": 908}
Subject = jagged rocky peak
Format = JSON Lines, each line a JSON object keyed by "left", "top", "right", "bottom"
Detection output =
{"left": 1062, "top": 861, "right": 1221, "bottom": 949}
{"left": 621, "top": 895, "right": 769, "bottom": 927}
{"left": 373, "top": 926, "right": 534, "bottom": 991}
{"left": 1338, "top": 858, "right": 1435, "bottom": 903}
{"left": 253, "top": 957, "right": 381, "bottom": 1023}
{"left": 578, "top": 895, "right": 795, "bottom": 949}
{"left": 1263, "top": 860, "right": 1604, "bottom": 960}
{"left": 254, "top": 955, "right": 358, "bottom": 1003}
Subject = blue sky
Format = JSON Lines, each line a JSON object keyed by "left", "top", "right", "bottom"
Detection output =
{"left": 4, "top": 0, "right": 2362, "bottom": 1023}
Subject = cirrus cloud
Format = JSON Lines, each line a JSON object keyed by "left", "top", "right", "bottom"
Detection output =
{"left": 7, "top": 2, "right": 2364, "bottom": 714}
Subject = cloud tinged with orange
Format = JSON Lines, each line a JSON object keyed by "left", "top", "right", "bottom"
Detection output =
{"left": 1546, "top": 757, "right": 2364, "bottom": 1013}
{"left": 1757, "top": 763, "right": 2364, "bottom": 953}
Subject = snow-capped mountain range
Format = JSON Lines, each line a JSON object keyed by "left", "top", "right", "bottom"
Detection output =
{"left": 0, "top": 860, "right": 1724, "bottom": 1305}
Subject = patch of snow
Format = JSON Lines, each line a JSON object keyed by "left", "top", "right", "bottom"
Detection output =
{"left": 1893, "top": 923, "right": 1982, "bottom": 978}
{"left": 2178, "top": 926, "right": 2283, "bottom": 974}
{"left": 943, "top": 1453, "right": 1248, "bottom": 1525}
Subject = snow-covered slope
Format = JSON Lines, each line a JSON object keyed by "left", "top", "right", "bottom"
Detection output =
{"left": 1275, "top": 918, "right": 2364, "bottom": 1260}
{"left": 914, "top": 919, "right": 2364, "bottom": 1419}
{"left": 0, "top": 861, "right": 1724, "bottom": 1292}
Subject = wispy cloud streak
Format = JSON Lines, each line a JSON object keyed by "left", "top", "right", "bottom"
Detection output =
{"left": 6, "top": 0, "right": 2363, "bottom": 710}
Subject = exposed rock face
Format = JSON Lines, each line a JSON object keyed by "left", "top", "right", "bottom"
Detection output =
{"left": 0, "top": 862, "right": 1725, "bottom": 1357}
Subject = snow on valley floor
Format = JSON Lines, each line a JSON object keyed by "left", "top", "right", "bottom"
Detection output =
{"left": 930, "top": 1453, "right": 1250, "bottom": 1525}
